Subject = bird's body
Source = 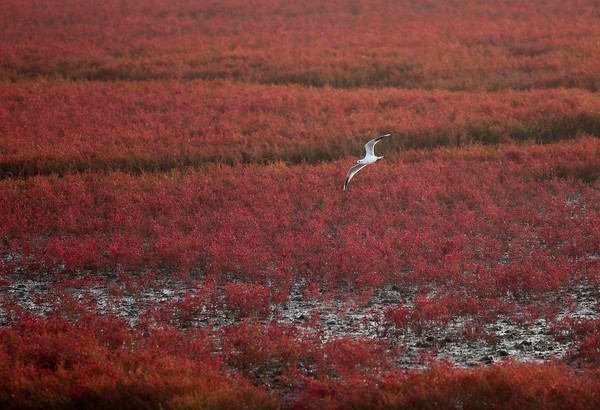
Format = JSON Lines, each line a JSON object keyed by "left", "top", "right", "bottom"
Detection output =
{"left": 343, "top": 134, "right": 390, "bottom": 190}
{"left": 358, "top": 153, "right": 381, "bottom": 165}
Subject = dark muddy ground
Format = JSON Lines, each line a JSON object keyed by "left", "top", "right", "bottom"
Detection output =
{"left": 1, "top": 274, "right": 598, "bottom": 369}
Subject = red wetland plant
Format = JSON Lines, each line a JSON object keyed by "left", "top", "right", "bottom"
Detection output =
{"left": 1, "top": 0, "right": 599, "bottom": 89}
{"left": 1, "top": 82, "right": 600, "bottom": 177}
{"left": 1, "top": 0, "right": 600, "bottom": 406}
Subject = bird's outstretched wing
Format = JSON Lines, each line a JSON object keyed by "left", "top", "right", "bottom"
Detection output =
{"left": 343, "top": 163, "right": 368, "bottom": 191}
{"left": 364, "top": 133, "right": 391, "bottom": 156}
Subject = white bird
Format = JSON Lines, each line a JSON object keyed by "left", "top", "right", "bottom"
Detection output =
{"left": 343, "top": 134, "right": 391, "bottom": 191}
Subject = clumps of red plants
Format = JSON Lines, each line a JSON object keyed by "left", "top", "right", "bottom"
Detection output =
{"left": 2, "top": 82, "right": 600, "bottom": 177}
{"left": 553, "top": 317, "right": 600, "bottom": 367}
{"left": 2, "top": 0, "right": 600, "bottom": 407}
{"left": 1, "top": 0, "right": 599, "bottom": 90}
{"left": 2, "top": 311, "right": 600, "bottom": 409}
{"left": 1, "top": 139, "right": 599, "bottom": 406}
{"left": 2, "top": 139, "right": 597, "bottom": 289}
{"left": 0, "top": 313, "right": 279, "bottom": 409}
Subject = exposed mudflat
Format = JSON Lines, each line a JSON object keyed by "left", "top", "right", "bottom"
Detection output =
{"left": 1, "top": 274, "right": 598, "bottom": 370}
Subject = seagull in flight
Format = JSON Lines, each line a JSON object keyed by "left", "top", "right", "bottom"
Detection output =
{"left": 343, "top": 134, "right": 391, "bottom": 191}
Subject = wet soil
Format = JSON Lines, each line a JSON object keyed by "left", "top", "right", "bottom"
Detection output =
{"left": 1, "top": 274, "right": 598, "bottom": 369}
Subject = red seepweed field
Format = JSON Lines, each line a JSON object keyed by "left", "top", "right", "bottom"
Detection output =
{"left": 1, "top": 0, "right": 600, "bottom": 408}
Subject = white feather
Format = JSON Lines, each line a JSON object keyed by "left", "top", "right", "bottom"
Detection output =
{"left": 343, "top": 134, "right": 390, "bottom": 190}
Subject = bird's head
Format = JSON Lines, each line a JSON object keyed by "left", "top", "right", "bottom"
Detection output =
{"left": 357, "top": 159, "right": 364, "bottom": 164}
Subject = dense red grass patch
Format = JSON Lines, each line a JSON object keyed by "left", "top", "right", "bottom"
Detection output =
{"left": 0, "top": 315, "right": 279, "bottom": 409}
{"left": 1, "top": 0, "right": 599, "bottom": 89}
{"left": 1, "top": 82, "right": 599, "bottom": 177}
{"left": 2, "top": 139, "right": 598, "bottom": 405}
{"left": 2, "top": 314, "right": 600, "bottom": 409}
{"left": 2, "top": 139, "right": 598, "bottom": 284}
